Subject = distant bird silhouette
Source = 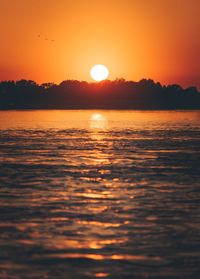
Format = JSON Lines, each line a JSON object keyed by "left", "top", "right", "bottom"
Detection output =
{"left": 37, "top": 35, "right": 55, "bottom": 42}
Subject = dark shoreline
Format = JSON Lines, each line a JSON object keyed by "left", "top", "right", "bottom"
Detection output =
{"left": 1, "top": 79, "right": 200, "bottom": 110}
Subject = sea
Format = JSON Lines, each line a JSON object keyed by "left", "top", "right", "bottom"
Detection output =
{"left": 0, "top": 110, "right": 200, "bottom": 279}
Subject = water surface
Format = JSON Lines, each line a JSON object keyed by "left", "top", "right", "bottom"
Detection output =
{"left": 0, "top": 110, "right": 200, "bottom": 279}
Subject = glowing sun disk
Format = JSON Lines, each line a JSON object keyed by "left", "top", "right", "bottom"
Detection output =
{"left": 90, "top": 65, "right": 109, "bottom": 82}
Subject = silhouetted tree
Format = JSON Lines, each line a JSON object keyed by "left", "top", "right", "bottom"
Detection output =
{"left": 0, "top": 79, "right": 199, "bottom": 110}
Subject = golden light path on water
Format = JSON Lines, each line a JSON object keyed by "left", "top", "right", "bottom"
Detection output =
{"left": 56, "top": 112, "right": 135, "bottom": 267}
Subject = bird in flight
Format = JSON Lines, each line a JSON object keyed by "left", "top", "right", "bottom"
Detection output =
{"left": 37, "top": 35, "right": 55, "bottom": 43}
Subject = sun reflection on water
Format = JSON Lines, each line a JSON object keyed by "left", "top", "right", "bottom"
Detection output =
{"left": 88, "top": 113, "right": 112, "bottom": 169}
{"left": 90, "top": 113, "right": 108, "bottom": 130}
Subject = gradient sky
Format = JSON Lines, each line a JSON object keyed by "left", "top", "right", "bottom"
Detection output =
{"left": 0, "top": 0, "right": 199, "bottom": 88}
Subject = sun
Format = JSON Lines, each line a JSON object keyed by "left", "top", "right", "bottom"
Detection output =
{"left": 90, "top": 64, "right": 109, "bottom": 82}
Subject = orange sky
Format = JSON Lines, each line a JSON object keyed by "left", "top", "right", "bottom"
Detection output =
{"left": 0, "top": 0, "right": 199, "bottom": 88}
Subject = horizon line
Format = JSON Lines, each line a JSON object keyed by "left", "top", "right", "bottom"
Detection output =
{"left": 0, "top": 78, "right": 199, "bottom": 91}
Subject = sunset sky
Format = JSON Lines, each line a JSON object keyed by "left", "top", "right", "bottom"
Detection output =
{"left": 0, "top": 0, "right": 199, "bottom": 88}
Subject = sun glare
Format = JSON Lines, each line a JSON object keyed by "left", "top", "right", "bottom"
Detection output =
{"left": 90, "top": 65, "right": 109, "bottom": 82}
{"left": 91, "top": 113, "right": 105, "bottom": 122}
{"left": 90, "top": 113, "right": 107, "bottom": 130}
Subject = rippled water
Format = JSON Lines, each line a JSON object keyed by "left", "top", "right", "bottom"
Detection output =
{"left": 0, "top": 110, "right": 200, "bottom": 279}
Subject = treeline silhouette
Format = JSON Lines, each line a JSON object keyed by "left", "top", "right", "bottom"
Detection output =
{"left": 0, "top": 79, "right": 200, "bottom": 109}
